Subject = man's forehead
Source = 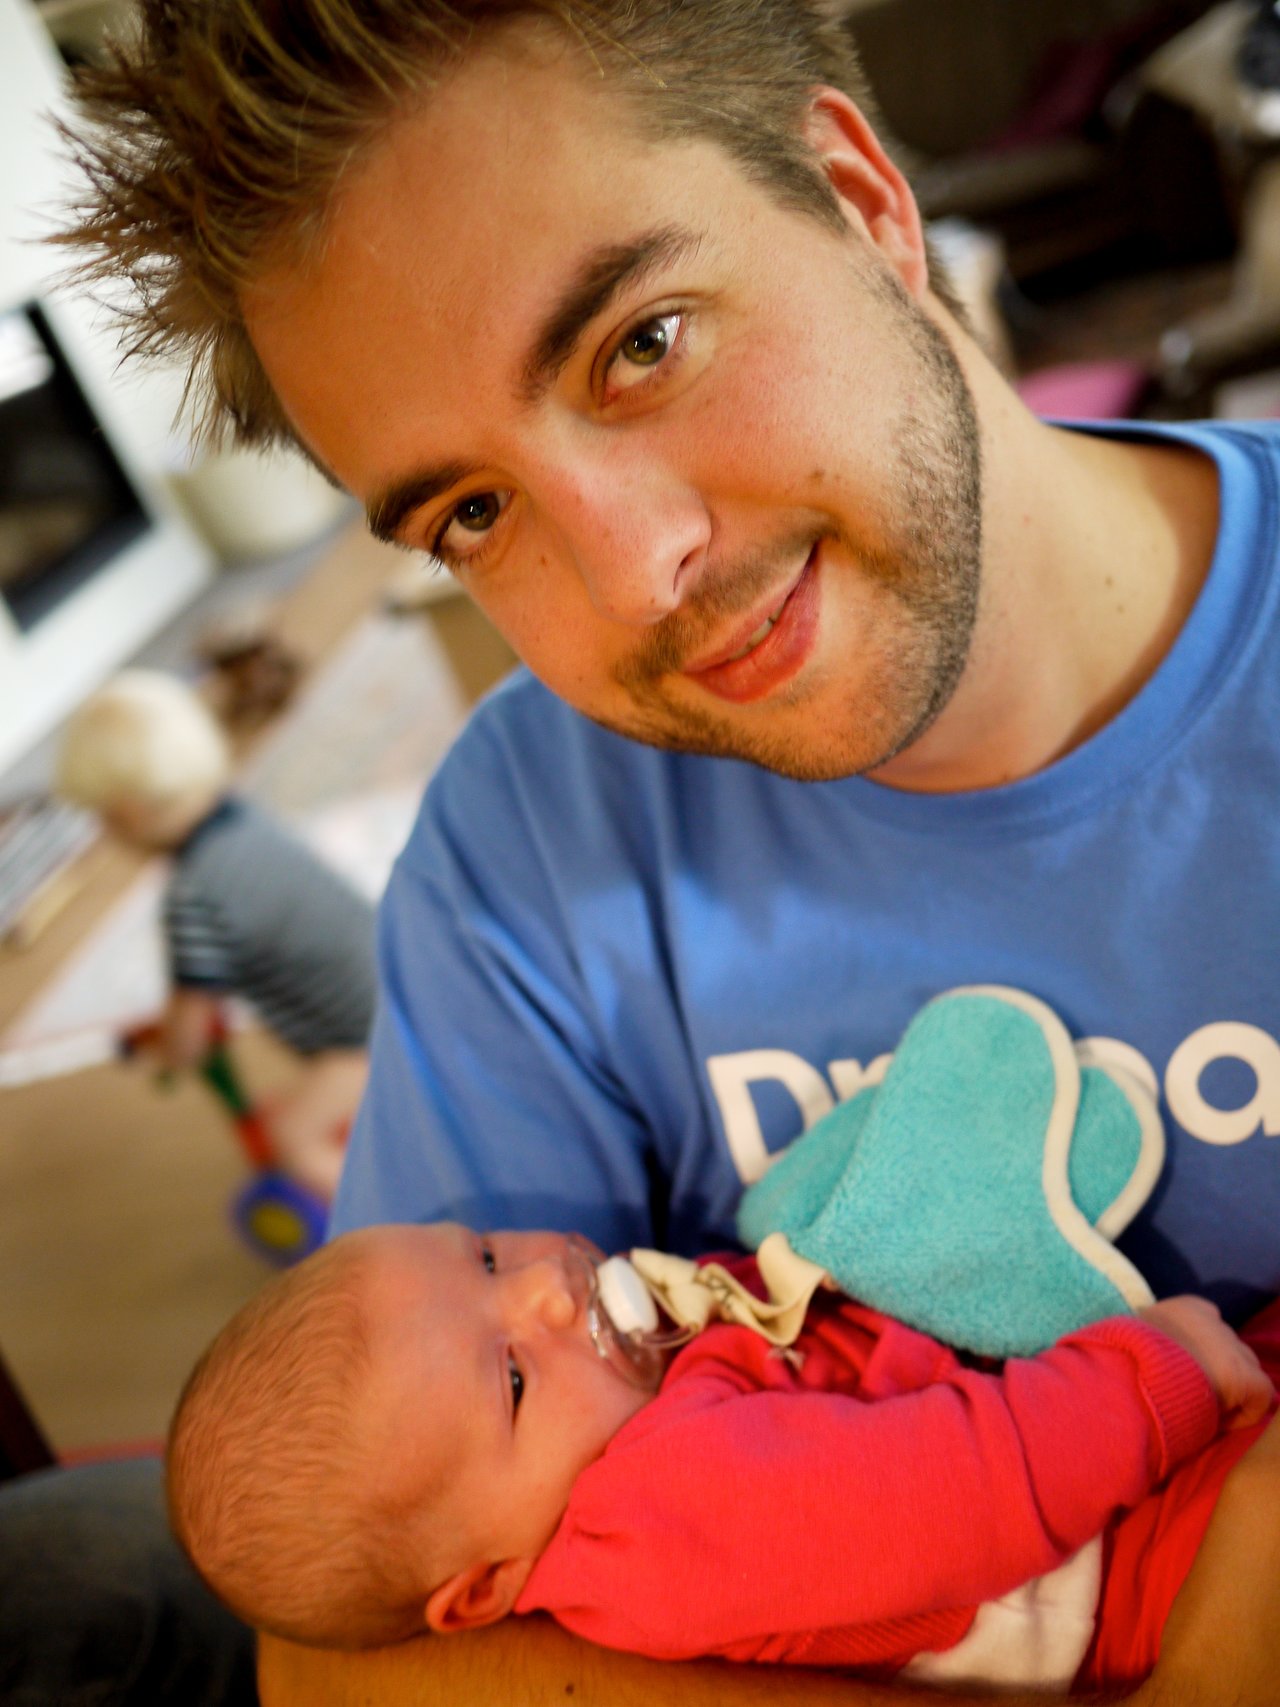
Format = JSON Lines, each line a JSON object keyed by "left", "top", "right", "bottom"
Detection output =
{"left": 252, "top": 18, "right": 643, "bottom": 282}
{"left": 241, "top": 52, "right": 742, "bottom": 492}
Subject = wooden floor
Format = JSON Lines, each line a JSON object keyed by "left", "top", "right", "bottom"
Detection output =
{"left": 0, "top": 523, "right": 514, "bottom": 1456}
{"left": 2, "top": 1033, "right": 295, "bottom": 1453}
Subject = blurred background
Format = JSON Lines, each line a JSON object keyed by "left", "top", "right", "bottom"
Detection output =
{"left": 2, "top": 0, "right": 1279, "bottom": 1467}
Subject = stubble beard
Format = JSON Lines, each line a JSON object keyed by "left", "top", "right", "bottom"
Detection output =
{"left": 597, "top": 270, "right": 984, "bottom": 783}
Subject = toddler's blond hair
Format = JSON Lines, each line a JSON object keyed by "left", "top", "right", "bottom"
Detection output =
{"left": 57, "top": 670, "right": 230, "bottom": 844}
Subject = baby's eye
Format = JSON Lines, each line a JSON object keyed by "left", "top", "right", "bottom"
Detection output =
{"left": 480, "top": 1241, "right": 496, "bottom": 1274}
{"left": 606, "top": 312, "right": 681, "bottom": 392}
{"left": 508, "top": 1352, "right": 525, "bottom": 1413}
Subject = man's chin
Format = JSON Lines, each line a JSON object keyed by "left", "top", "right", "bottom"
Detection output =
{"left": 583, "top": 655, "right": 968, "bottom": 781}
{"left": 582, "top": 703, "right": 887, "bottom": 783}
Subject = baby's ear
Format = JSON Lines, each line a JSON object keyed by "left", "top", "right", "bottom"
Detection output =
{"left": 424, "top": 1557, "right": 535, "bottom": 1634}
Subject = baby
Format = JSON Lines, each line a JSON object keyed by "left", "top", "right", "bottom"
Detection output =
{"left": 166, "top": 1221, "right": 1276, "bottom": 1692}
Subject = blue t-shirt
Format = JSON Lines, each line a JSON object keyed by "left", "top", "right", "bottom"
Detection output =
{"left": 333, "top": 420, "right": 1280, "bottom": 1322}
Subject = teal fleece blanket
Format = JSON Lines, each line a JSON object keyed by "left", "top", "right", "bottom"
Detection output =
{"left": 736, "top": 986, "right": 1164, "bottom": 1357}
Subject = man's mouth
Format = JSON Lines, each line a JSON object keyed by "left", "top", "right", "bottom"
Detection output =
{"left": 722, "top": 605, "right": 786, "bottom": 663}
{"left": 682, "top": 546, "right": 822, "bottom": 703}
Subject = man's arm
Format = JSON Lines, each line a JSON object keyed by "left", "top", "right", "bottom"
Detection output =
{"left": 259, "top": 1618, "right": 908, "bottom": 1707}
{"left": 1137, "top": 1408, "right": 1280, "bottom": 1706}
{"left": 256, "top": 1617, "right": 1084, "bottom": 1707}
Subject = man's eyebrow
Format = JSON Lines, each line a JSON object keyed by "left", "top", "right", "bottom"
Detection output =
{"left": 518, "top": 225, "right": 701, "bottom": 404}
{"left": 365, "top": 227, "right": 699, "bottom": 544}
{"left": 367, "top": 459, "right": 472, "bottom": 545}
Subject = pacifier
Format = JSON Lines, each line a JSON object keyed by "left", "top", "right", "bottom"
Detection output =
{"left": 565, "top": 1235, "right": 694, "bottom": 1388}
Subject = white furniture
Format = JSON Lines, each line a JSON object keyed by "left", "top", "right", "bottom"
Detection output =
{"left": 0, "top": 0, "right": 213, "bottom": 776}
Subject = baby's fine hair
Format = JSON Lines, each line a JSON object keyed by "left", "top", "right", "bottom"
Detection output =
{"left": 56, "top": 670, "right": 230, "bottom": 836}
{"left": 166, "top": 1236, "right": 434, "bottom": 1648}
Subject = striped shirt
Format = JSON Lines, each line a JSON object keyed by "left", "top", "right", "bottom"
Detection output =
{"left": 164, "top": 797, "right": 376, "bottom": 1056}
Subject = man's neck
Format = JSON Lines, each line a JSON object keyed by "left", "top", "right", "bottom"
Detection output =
{"left": 870, "top": 346, "right": 1220, "bottom": 795}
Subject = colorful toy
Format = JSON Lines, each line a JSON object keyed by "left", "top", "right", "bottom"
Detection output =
{"left": 123, "top": 1015, "right": 330, "bottom": 1266}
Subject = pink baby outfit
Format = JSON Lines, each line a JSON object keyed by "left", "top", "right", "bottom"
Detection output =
{"left": 517, "top": 1257, "right": 1273, "bottom": 1689}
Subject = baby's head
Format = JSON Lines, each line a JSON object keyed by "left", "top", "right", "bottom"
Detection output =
{"left": 167, "top": 1223, "right": 659, "bottom": 1648}
{"left": 56, "top": 669, "right": 230, "bottom": 849}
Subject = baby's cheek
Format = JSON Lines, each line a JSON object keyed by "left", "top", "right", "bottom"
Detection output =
{"left": 566, "top": 1364, "right": 648, "bottom": 1463}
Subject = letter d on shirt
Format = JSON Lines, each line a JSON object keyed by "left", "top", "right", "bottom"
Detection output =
{"left": 707, "top": 1051, "right": 836, "bottom": 1184}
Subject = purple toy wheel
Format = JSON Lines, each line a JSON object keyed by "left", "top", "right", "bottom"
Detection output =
{"left": 233, "top": 1173, "right": 328, "bottom": 1265}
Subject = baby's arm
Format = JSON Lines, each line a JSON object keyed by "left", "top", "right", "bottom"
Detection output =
{"left": 531, "top": 1310, "right": 1238, "bottom": 1665}
{"left": 156, "top": 986, "right": 224, "bottom": 1070}
{"left": 124, "top": 986, "right": 223, "bottom": 1071}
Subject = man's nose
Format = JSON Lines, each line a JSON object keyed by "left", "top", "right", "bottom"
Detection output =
{"left": 540, "top": 452, "right": 711, "bottom": 627}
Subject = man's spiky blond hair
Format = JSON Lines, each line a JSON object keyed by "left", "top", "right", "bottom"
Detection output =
{"left": 57, "top": 0, "right": 886, "bottom": 452}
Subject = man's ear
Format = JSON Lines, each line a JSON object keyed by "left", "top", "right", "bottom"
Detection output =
{"left": 802, "top": 88, "right": 928, "bottom": 297}
{"left": 424, "top": 1557, "right": 536, "bottom": 1634}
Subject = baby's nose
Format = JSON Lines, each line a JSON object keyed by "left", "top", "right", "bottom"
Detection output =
{"left": 514, "top": 1254, "right": 581, "bottom": 1331}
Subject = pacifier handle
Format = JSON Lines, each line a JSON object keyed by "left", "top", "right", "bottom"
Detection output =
{"left": 596, "top": 1255, "right": 660, "bottom": 1335}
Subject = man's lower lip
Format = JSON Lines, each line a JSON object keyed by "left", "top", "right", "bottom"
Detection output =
{"left": 683, "top": 554, "right": 820, "bottom": 704}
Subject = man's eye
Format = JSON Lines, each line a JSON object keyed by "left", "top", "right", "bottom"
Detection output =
{"left": 508, "top": 1352, "right": 524, "bottom": 1413}
{"left": 608, "top": 313, "right": 680, "bottom": 390}
{"left": 432, "top": 490, "right": 511, "bottom": 565}
{"left": 454, "top": 493, "right": 502, "bottom": 532}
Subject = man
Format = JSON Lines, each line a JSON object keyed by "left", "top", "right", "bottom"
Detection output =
{"left": 10, "top": 0, "right": 1278, "bottom": 1702}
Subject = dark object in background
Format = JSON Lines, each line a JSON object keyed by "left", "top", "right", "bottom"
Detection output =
{"left": 197, "top": 610, "right": 304, "bottom": 730}
{"left": 850, "top": 1, "right": 1237, "bottom": 295}
{"left": 0, "top": 1349, "right": 55, "bottom": 1482}
{"left": 1237, "top": 0, "right": 1280, "bottom": 96}
{"left": 0, "top": 1459, "right": 260, "bottom": 1706}
{"left": 0, "top": 303, "right": 149, "bottom": 634}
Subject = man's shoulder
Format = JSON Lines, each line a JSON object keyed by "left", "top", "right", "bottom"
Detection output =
{"left": 1065, "top": 414, "right": 1280, "bottom": 466}
{"left": 1170, "top": 415, "right": 1280, "bottom": 478}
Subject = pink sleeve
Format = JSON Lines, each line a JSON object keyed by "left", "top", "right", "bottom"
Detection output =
{"left": 520, "top": 1318, "right": 1218, "bottom": 1664}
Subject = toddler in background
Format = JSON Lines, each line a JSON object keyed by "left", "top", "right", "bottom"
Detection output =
{"left": 166, "top": 1220, "right": 1276, "bottom": 1694}
{"left": 57, "top": 669, "right": 377, "bottom": 1197}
